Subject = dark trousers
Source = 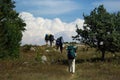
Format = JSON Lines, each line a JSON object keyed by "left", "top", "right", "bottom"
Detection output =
{"left": 56, "top": 44, "right": 63, "bottom": 53}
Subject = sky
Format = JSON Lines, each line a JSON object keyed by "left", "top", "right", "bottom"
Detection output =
{"left": 14, "top": 0, "right": 120, "bottom": 45}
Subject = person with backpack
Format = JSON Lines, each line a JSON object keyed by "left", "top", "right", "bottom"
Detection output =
{"left": 45, "top": 34, "right": 49, "bottom": 45}
{"left": 66, "top": 45, "right": 77, "bottom": 74}
{"left": 45, "top": 34, "right": 55, "bottom": 47}
{"left": 49, "top": 34, "right": 54, "bottom": 47}
{"left": 56, "top": 36, "right": 64, "bottom": 53}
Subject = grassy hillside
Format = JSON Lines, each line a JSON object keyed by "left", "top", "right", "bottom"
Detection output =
{"left": 0, "top": 44, "right": 120, "bottom": 80}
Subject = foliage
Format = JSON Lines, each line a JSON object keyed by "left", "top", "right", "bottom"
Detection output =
{"left": 0, "top": 0, "right": 26, "bottom": 59}
{"left": 74, "top": 5, "right": 120, "bottom": 60}
{"left": 22, "top": 44, "right": 33, "bottom": 51}
{"left": 34, "top": 47, "right": 42, "bottom": 62}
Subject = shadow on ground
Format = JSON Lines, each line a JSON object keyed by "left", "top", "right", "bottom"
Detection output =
{"left": 76, "top": 56, "right": 120, "bottom": 64}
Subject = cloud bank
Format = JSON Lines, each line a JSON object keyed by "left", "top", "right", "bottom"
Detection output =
{"left": 19, "top": 12, "right": 84, "bottom": 45}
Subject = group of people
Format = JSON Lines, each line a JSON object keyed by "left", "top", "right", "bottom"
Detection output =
{"left": 44, "top": 34, "right": 77, "bottom": 74}
{"left": 45, "top": 34, "right": 54, "bottom": 47}
{"left": 45, "top": 34, "right": 64, "bottom": 53}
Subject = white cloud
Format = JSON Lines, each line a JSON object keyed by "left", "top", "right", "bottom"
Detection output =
{"left": 92, "top": 0, "right": 120, "bottom": 12}
{"left": 19, "top": 12, "right": 84, "bottom": 45}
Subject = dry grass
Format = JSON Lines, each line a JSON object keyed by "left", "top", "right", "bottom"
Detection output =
{"left": 0, "top": 44, "right": 120, "bottom": 80}
{"left": 72, "top": 46, "right": 120, "bottom": 80}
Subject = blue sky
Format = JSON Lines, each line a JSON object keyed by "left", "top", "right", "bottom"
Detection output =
{"left": 14, "top": 0, "right": 120, "bottom": 45}
{"left": 15, "top": 0, "right": 120, "bottom": 23}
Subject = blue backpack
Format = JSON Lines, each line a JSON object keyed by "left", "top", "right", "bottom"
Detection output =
{"left": 56, "top": 38, "right": 61, "bottom": 45}
{"left": 67, "top": 45, "right": 76, "bottom": 59}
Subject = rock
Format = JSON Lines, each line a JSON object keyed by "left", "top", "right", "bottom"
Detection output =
{"left": 30, "top": 47, "right": 35, "bottom": 51}
{"left": 23, "top": 61, "right": 29, "bottom": 65}
{"left": 46, "top": 50, "right": 49, "bottom": 52}
{"left": 41, "top": 55, "right": 47, "bottom": 63}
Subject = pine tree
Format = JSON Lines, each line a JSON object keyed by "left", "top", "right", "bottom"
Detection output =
{"left": 74, "top": 5, "right": 120, "bottom": 60}
{"left": 0, "top": 0, "right": 26, "bottom": 59}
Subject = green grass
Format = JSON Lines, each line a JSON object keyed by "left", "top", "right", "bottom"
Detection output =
{"left": 0, "top": 44, "right": 120, "bottom": 80}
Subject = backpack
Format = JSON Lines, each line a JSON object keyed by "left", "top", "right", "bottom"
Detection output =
{"left": 49, "top": 34, "right": 54, "bottom": 41}
{"left": 67, "top": 45, "right": 76, "bottom": 59}
{"left": 45, "top": 34, "right": 49, "bottom": 40}
{"left": 56, "top": 38, "right": 60, "bottom": 45}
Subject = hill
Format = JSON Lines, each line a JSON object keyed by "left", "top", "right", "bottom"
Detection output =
{"left": 0, "top": 44, "right": 120, "bottom": 80}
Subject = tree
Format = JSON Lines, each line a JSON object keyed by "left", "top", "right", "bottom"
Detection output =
{"left": 0, "top": 0, "right": 26, "bottom": 59}
{"left": 74, "top": 5, "right": 120, "bottom": 60}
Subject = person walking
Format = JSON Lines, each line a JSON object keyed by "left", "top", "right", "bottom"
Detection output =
{"left": 66, "top": 45, "right": 77, "bottom": 74}
{"left": 49, "top": 34, "right": 54, "bottom": 47}
{"left": 45, "top": 34, "right": 49, "bottom": 45}
{"left": 56, "top": 36, "right": 64, "bottom": 53}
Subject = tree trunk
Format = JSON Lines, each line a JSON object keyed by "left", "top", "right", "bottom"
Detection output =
{"left": 101, "top": 50, "right": 105, "bottom": 61}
